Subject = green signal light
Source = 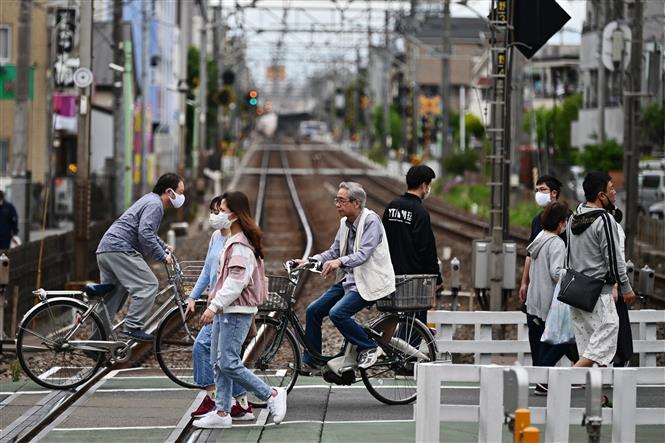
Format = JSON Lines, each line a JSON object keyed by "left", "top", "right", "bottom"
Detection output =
{"left": 249, "top": 98, "right": 258, "bottom": 106}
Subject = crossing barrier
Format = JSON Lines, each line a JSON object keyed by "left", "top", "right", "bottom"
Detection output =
{"left": 428, "top": 310, "right": 665, "bottom": 366}
{"left": 414, "top": 363, "right": 665, "bottom": 443}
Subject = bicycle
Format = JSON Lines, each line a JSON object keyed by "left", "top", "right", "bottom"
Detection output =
{"left": 243, "top": 260, "right": 439, "bottom": 406}
{"left": 16, "top": 253, "right": 208, "bottom": 390}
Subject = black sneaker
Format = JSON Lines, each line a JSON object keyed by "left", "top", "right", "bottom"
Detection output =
{"left": 121, "top": 328, "right": 154, "bottom": 342}
{"left": 534, "top": 383, "right": 548, "bottom": 396}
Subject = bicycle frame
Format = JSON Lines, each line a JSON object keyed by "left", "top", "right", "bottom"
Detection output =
{"left": 27, "top": 254, "right": 193, "bottom": 358}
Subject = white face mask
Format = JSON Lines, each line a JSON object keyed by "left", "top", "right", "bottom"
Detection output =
{"left": 209, "top": 212, "right": 226, "bottom": 230}
{"left": 534, "top": 191, "right": 551, "bottom": 207}
{"left": 168, "top": 189, "right": 185, "bottom": 208}
{"left": 423, "top": 185, "right": 432, "bottom": 200}
{"left": 216, "top": 211, "right": 235, "bottom": 230}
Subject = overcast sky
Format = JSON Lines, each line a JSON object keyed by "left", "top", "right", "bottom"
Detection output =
{"left": 219, "top": 0, "right": 587, "bottom": 92}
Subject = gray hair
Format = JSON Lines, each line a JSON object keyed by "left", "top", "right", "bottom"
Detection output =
{"left": 339, "top": 181, "right": 366, "bottom": 208}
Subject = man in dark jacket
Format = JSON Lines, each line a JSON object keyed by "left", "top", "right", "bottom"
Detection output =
{"left": 382, "top": 165, "right": 443, "bottom": 326}
{"left": 0, "top": 191, "right": 19, "bottom": 250}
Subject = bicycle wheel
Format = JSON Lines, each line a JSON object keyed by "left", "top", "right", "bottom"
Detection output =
{"left": 154, "top": 300, "right": 206, "bottom": 389}
{"left": 360, "top": 314, "right": 437, "bottom": 405}
{"left": 17, "top": 298, "right": 108, "bottom": 389}
{"left": 244, "top": 315, "right": 300, "bottom": 407}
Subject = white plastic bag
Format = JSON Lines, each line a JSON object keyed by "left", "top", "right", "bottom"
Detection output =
{"left": 10, "top": 235, "right": 22, "bottom": 248}
{"left": 541, "top": 279, "right": 575, "bottom": 345}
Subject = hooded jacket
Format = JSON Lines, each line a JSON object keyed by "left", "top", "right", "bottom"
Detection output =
{"left": 526, "top": 230, "right": 565, "bottom": 320}
{"left": 567, "top": 204, "right": 632, "bottom": 296}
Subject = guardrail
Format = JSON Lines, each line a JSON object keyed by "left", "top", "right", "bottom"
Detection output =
{"left": 414, "top": 363, "right": 665, "bottom": 443}
{"left": 428, "top": 310, "right": 665, "bottom": 366}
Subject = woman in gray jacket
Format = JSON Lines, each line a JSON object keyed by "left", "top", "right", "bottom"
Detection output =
{"left": 525, "top": 202, "right": 576, "bottom": 376}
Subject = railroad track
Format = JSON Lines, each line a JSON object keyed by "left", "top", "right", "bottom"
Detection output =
{"left": 170, "top": 144, "right": 315, "bottom": 442}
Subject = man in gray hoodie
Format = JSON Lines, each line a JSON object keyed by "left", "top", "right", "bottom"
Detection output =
{"left": 568, "top": 172, "right": 635, "bottom": 368}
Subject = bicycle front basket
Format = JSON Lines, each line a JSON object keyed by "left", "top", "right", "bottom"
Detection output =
{"left": 259, "top": 276, "right": 294, "bottom": 312}
{"left": 376, "top": 274, "right": 437, "bottom": 312}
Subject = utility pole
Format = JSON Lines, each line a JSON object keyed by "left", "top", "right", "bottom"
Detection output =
{"left": 178, "top": 0, "right": 191, "bottom": 178}
{"left": 10, "top": 0, "right": 32, "bottom": 244}
{"left": 440, "top": 0, "right": 451, "bottom": 173}
{"left": 382, "top": 10, "right": 390, "bottom": 154}
{"left": 623, "top": 0, "right": 643, "bottom": 260}
{"left": 112, "top": 0, "right": 124, "bottom": 215}
{"left": 487, "top": 0, "right": 511, "bottom": 311}
{"left": 74, "top": 0, "right": 93, "bottom": 280}
{"left": 408, "top": 0, "right": 420, "bottom": 154}
{"left": 196, "top": 0, "right": 209, "bottom": 176}
{"left": 213, "top": 3, "right": 224, "bottom": 173}
{"left": 597, "top": 1, "right": 606, "bottom": 143}
{"left": 140, "top": 0, "right": 150, "bottom": 194}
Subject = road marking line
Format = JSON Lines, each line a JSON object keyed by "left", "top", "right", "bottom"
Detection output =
{"left": 52, "top": 425, "right": 177, "bottom": 431}
{"left": 165, "top": 390, "right": 206, "bottom": 443}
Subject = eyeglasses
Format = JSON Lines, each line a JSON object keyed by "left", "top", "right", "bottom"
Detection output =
{"left": 333, "top": 197, "right": 354, "bottom": 205}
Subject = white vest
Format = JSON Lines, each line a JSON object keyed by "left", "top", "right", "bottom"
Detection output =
{"left": 339, "top": 208, "right": 396, "bottom": 301}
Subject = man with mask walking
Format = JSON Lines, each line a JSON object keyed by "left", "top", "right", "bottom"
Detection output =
{"left": 520, "top": 175, "right": 566, "bottom": 304}
{"left": 382, "top": 165, "right": 443, "bottom": 327}
{"left": 96, "top": 173, "right": 185, "bottom": 341}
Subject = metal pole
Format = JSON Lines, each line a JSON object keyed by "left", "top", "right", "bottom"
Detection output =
{"left": 140, "top": 0, "right": 150, "bottom": 194}
{"left": 383, "top": 10, "right": 390, "bottom": 154}
{"left": 74, "top": 0, "right": 93, "bottom": 280}
{"left": 623, "top": 0, "right": 643, "bottom": 260}
{"left": 441, "top": 0, "right": 451, "bottom": 171}
{"left": 10, "top": 0, "right": 32, "bottom": 245}
{"left": 460, "top": 85, "right": 466, "bottom": 151}
{"left": 112, "top": 0, "right": 124, "bottom": 215}
{"left": 597, "top": 1, "right": 606, "bottom": 143}
{"left": 410, "top": 31, "right": 418, "bottom": 156}
{"left": 178, "top": 0, "right": 191, "bottom": 178}
{"left": 214, "top": 3, "right": 225, "bottom": 174}
{"left": 197, "top": 0, "right": 209, "bottom": 177}
{"left": 123, "top": 41, "right": 134, "bottom": 209}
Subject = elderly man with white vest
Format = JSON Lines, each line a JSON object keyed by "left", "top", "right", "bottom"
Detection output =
{"left": 295, "top": 181, "right": 395, "bottom": 373}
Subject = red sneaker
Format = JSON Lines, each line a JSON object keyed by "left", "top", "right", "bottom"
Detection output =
{"left": 230, "top": 401, "right": 255, "bottom": 421}
{"left": 191, "top": 395, "right": 216, "bottom": 418}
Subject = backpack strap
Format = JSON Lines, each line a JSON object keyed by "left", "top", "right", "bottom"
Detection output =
{"left": 599, "top": 211, "right": 620, "bottom": 285}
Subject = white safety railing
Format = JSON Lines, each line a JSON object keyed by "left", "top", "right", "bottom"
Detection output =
{"left": 428, "top": 310, "right": 665, "bottom": 366}
{"left": 414, "top": 363, "right": 665, "bottom": 443}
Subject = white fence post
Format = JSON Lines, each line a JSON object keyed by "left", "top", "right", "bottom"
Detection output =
{"left": 545, "top": 367, "right": 572, "bottom": 442}
{"left": 612, "top": 368, "right": 637, "bottom": 443}
{"left": 415, "top": 363, "right": 442, "bottom": 443}
{"left": 478, "top": 366, "right": 504, "bottom": 443}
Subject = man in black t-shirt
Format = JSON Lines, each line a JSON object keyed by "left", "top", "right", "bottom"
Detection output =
{"left": 383, "top": 165, "right": 443, "bottom": 326}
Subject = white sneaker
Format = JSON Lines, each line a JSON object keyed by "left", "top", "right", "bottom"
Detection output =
{"left": 193, "top": 411, "right": 232, "bottom": 429}
{"left": 357, "top": 347, "right": 384, "bottom": 369}
{"left": 267, "top": 387, "right": 287, "bottom": 424}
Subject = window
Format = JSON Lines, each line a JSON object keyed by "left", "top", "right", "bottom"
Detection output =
{"left": 0, "top": 139, "right": 8, "bottom": 176}
{"left": 0, "top": 25, "right": 10, "bottom": 64}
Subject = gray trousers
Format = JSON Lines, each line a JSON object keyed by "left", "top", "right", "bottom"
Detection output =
{"left": 96, "top": 251, "right": 159, "bottom": 331}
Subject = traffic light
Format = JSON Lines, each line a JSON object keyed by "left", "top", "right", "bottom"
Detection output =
{"left": 248, "top": 90, "right": 258, "bottom": 106}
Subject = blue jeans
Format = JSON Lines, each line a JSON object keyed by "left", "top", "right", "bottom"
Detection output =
{"left": 212, "top": 313, "right": 272, "bottom": 412}
{"left": 193, "top": 323, "right": 246, "bottom": 398}
{"left": 303, "top": 283, "right": 376, "bottom": 365}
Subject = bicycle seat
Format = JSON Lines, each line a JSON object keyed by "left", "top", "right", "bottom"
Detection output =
{"left": 85, "top": 283, "right": 116, "bottom": 298}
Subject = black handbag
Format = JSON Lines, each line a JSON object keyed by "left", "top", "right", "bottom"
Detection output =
{"left": 557, "top": 212, "right": 618, "bottom": 313}
{"left": 557, "top": 268, "right": 605, "bottom": 312}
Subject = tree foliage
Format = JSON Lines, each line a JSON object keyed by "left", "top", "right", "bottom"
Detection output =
{"left": 576, "top": 139, "right": 624, "bottom": 171}
{"left": 640, "top": 102, "right": 664, "bottom": 152}
{"left": 523, "top": 93, "right": 582, "bottom": 161}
